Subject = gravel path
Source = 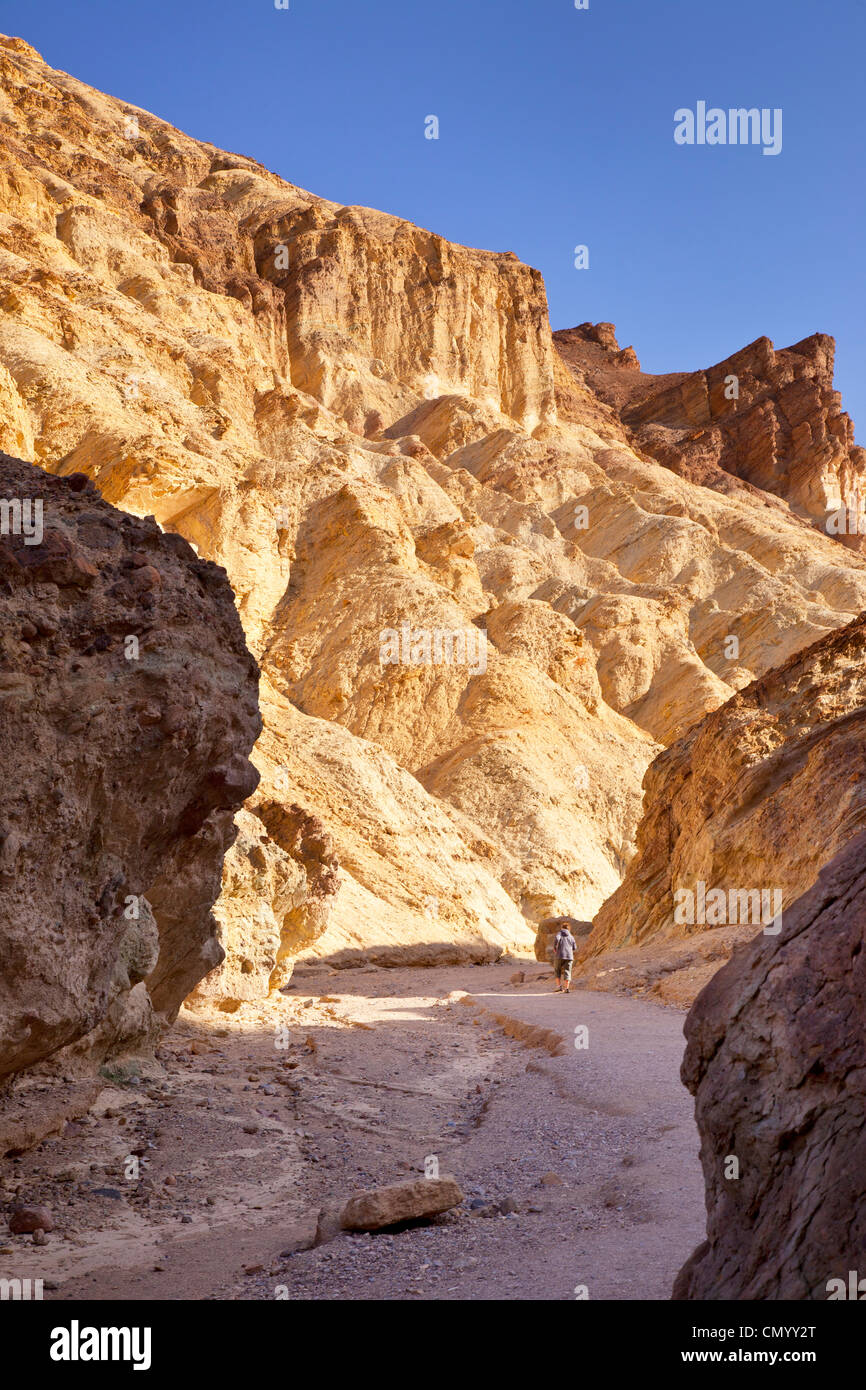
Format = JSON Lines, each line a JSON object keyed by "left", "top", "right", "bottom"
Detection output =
{"left": 3, "top": 962, "right": 706, "bottom": 1301}
{"left": 231, "top": 965, "right": 706, "bottom": 1301}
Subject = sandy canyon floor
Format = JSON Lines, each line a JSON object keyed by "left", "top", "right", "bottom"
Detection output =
{"left": 1, "top": 963, "right": 705, "bottom": 1301}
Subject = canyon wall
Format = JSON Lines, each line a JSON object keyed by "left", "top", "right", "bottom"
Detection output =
{"left": 673, "top": 832, "right": 866, "bottom": 1300}
{"left": 556, "top": 323, "right": 866, "bottom": 550}
{"left": 0, "top": 451, "right": 260, "bottom": 1079}
{"left": 2, "top": 34, "right": 866, "bottom": 999}
{"left": 579, "top": 613, "right": 866, "bottom": 1000}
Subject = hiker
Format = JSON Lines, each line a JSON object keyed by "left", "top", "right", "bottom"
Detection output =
{"left": 553, "top": 922, "right": 577, "bottom": 993}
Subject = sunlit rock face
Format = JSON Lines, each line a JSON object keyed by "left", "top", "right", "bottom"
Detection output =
{"left": 556, "top": 323, "right": 866, "bottom": 552}
{"left": 580, "top": 612, "right": 866, "bottom": 976}
{"left": 2, "top": 34, "right": 866, "bottom": 995}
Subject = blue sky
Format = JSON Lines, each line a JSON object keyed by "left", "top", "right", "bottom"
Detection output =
{"left": 4, "top": 0, "right": 865, "bottom": 430}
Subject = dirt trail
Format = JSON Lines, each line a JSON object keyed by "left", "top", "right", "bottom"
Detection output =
{"left": 0, "top": 962, "right": 705, "bottom": 1301}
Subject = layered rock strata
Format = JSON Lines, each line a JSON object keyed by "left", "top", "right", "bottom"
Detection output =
{"left": 581, "top": 613, "right": 866, "bottom": 979}
{"left": 556, "top": 323, "right": 866, "bottom": 550}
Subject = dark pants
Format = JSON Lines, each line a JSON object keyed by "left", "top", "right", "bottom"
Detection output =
{"left": 555, "top": 957, "right": 573, "bottom": 981}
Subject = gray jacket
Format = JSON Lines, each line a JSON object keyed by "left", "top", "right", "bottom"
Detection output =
{"left": 554, "top": 929, "right": 576, "bottom": 960}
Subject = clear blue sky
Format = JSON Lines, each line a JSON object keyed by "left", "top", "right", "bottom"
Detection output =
{"left": 4, "top": 0, "right": 865, "bottom": 431}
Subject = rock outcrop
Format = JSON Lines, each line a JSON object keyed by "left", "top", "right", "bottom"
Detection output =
{"left": 2, "top": 35, "right": 866, "bottom": 994}
{"left": 188, "top": 801, "right": 339, "bottom": 1008}
{"left": 579, "top": 612, "right": 866, "bottom": 999}
{"left": 673, "top": 831, "right": 866, "bottom": 1300}
{"left": 0, "top": 451, "right": 260, "bottom": 1079}
{"left": 556, "top": 323, "right": 866, "bottom": 551}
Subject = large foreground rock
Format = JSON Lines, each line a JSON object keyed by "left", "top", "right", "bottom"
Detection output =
{"left": 340, "top": 1176, "right": 463, "bottom": 1231}
{"left": 673, "top": 832, "right": 866, "bottom": 1300}
{"left": 0, "top": 453, "right": 260, "bottom": 1078}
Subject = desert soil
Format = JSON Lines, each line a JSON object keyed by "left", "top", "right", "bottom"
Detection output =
{"left": 0, "top": 962, "right": 705, "bottom": 1301}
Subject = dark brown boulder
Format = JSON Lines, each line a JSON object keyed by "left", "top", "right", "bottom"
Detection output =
{"left": 673, "top": 831, "right": 866, "bottom": 1300}
{"left": 0, "top": 453, "right": 260, "bottom": 1080}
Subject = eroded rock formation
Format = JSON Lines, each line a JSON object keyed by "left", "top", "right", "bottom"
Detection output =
{"left": 556, "top": 323, "right": 866, "bottom": 550}
{"left": 188, "top": 801, "right": 339, "bottom": 1008}
{"left": 579, "top": 613, "right": 866, "bottom": 999}
{"left": 2, "top": 34, "right": 866, "bottom": 994}
{"left": 0, "top": 451, "right": 260, "bottom": 1078}
{"left": 673, "top": 832, "right": 866, "bottom": 1300}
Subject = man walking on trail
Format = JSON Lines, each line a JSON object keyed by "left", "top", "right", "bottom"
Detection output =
{"left": 553, "top": 923, "right": 577, "bottom": 993}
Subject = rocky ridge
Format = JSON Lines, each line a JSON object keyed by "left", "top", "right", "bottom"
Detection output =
{"left": 2, "top": 35, "right": 866, "bottom": 998}
{"left": 556, "top": 322, "right": 866, "bottom": 551}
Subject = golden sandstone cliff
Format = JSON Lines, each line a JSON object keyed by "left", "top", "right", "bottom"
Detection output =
{"left": 2, "top": 33, "right": 866, "bottom": 1011}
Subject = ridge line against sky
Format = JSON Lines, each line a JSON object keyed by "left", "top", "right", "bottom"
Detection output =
{"left": 2, "top": 0, "right": 864, "bottom": 432}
